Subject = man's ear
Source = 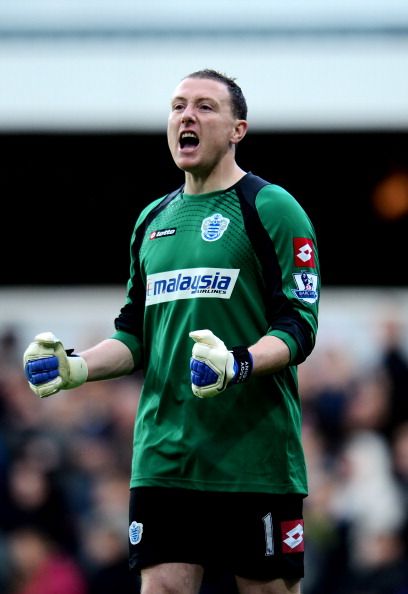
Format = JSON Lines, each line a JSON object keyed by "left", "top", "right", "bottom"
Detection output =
{"left": 231, "top": 120, "right": 248, "bottom": 145}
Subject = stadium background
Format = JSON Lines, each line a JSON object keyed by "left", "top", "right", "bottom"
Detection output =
{"left": 0, "top": 2, "right": 407, "bottom": 593}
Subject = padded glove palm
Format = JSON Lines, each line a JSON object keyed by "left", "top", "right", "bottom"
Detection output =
{"left": 189, "top": 329, "right": 253, "bottom": 398}
{"left": 23, "top": 332, "right": 88, "bottom": 398}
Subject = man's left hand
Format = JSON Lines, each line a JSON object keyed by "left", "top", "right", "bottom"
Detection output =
{"left": 189, "top": 329, "right": 235, "bottom": 398}
{"left": 189, "top": 329, "right": 253, "bottom": 398}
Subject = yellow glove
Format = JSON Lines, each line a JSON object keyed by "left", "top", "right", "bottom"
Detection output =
{"left": 189, "top": 329, "right": 253, "bottom": 398}
{"left": 23, "top": 331, "right": 88, "bottom": 398}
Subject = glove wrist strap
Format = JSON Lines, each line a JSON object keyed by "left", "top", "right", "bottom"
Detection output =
{"left": 65, "top": 350, "right": 88, "bottom": 388}
{"left": 231, "top": 346, "right": 253, "bottom": 384}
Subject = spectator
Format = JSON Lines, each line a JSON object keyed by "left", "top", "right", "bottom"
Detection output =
{"left": 6, "top": 527, "right": 88, "bottom": 594}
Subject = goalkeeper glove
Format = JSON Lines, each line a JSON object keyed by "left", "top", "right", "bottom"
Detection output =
{"left": 23, "top": 331, "right": 88, "bottom": 398}
{"left": 189, "top": 329, "right": 253, "bottom": 398}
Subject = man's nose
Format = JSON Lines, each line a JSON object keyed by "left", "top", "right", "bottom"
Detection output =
{"left": 181, "top": 106, "right": 196, "bottom": 123}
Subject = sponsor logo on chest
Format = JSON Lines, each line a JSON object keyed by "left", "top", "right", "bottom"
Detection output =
{"left": 146, "top": 267, "right": 239, "bottom": 305}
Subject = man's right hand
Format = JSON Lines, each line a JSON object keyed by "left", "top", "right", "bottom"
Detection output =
{"left": 23, "top": 332, "right": 88, "bottom": 398}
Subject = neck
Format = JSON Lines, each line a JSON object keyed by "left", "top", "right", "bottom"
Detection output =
{"left": 183, "top": 163, "right": 247, "bottom": 195}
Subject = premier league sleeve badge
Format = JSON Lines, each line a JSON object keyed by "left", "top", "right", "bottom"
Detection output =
{"left": 292, "top": 271, "right": 319, "bottom": 303}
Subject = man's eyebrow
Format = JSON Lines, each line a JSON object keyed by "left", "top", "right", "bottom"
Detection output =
{"left": 171, "top": 95, "right": 218, "bottom": 104}
{"left": 171, "top": 95, "right": 186, "bottom": 103}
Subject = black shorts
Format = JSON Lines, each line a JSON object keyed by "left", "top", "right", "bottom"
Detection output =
{"left": 128, "top": 487, "right": 305, "bottom": 582}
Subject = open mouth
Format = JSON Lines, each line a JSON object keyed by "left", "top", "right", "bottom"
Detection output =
{"left": 179, "top": 132, "right": 199, "bottom": 149}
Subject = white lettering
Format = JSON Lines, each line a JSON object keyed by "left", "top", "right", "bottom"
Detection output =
{"left": 145, "top": 267, "right": 240, "bottom": 305}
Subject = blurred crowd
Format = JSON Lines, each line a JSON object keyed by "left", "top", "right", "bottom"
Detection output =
{"left": 0, "top": 316, "right": 407, "bottom": 594}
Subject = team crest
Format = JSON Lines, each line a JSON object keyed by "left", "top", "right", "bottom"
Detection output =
{"left": 129, "top": 520, "right": 143, "bottom": 545}
{"left": 201, "top": 213, "right": 230, "bottom": 242}
{"left": 292, "top": 271, "right": 318, "bottom": 303}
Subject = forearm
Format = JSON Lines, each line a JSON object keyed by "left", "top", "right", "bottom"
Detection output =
{"left": 249, "top": 335, "right": 290, "bottom": 375}
{"left": 189, "top": 330, "right": 292, "bottom": 398}
{"left": 80, "top": 338, "right": 135, "bottom": 381}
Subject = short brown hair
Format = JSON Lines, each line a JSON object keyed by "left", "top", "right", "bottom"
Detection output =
{"left": 183, "top": 69, "right": 248, "bottom": 120}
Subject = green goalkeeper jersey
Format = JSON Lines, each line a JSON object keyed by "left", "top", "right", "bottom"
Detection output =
{"left": 112, "top": 172, "right": 320, "bottom": 495}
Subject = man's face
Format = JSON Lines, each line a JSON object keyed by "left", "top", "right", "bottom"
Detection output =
{"left": 167, "top": 77, "right": 240, "bottom": 175}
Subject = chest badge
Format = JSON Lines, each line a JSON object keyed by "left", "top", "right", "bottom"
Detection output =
{"left": 201, "top": 213, "right": 230, "bottom": 242}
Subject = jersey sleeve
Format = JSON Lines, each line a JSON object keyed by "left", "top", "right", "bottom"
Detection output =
{"left": 110, "top": 196, "right": 166, "bottom": 368}
{"left": 255, "top": 184, "right": 320, "bottom": 365}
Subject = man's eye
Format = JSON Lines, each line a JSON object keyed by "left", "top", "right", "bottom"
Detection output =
{"left": 200, "top": 104, "right": 212, "bottom": 111}
{"left": 172, "top": 104, "right": 184, "bottom": 111}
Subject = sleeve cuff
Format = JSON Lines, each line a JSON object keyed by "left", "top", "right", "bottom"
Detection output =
{"left": 266, "top": 329, "right": 299, "bottom": 365}
{"left": 111, "top": 330, "right": 142, "bottom": 370}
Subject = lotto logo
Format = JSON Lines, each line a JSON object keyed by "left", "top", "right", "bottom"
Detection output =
{"left": 149, "top": 228, "right": 176, "bottom": 240}
{"left": 280, "top": 520, "right": 304, "bottom": 553}
{"left": 293, "top": 238, "right": 315, "bottom": 267}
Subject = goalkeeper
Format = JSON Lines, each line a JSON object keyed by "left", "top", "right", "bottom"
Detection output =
{"left": 24, "top": 69, "right": 320, "bottom": 594}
